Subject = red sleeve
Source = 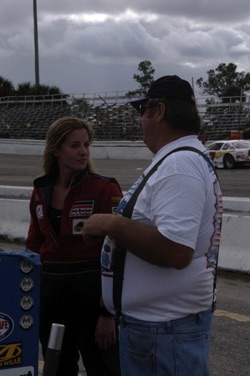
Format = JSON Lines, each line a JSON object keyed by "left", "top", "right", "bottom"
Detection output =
{"left": 98, "top": 179, "right": 123, "bottom": 214}
{"left": 26, "top": 189, "right": 45, "bottom": 253}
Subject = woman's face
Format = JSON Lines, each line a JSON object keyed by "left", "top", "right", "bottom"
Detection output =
{"left": 54, "top": 128, "right": 90, "bottom": 174}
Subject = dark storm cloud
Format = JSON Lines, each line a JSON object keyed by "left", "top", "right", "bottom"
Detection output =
{"left": 0, "top": 0, "right": 250, "bottom": 94}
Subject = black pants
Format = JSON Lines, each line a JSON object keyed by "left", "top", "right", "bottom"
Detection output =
{"left": 40, "top": 261, "right": 121, "bottom": 376}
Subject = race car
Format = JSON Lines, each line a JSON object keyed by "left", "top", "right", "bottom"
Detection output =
{"left": 206, "top": 139, "right": 250, "bottom": 169}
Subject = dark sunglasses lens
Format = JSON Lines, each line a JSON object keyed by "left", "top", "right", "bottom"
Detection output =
{"left": 140, "top": 103, "right": 148, "bottom": 116}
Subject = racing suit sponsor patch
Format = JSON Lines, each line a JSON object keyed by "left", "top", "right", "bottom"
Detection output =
{"left": 72, "top": 219, "right": 87, "bottom": 234}
{"left": 36, "top": 205, "right": 43, "bottom": 220}
{"left": 69, "top": 201, "right": 94, "bottom": 217}
{"left": 111, "top": 196, "right": 122, "bottom": 204}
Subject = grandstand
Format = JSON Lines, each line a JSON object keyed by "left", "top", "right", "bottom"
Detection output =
{"left": 0, "top": 92, "right": 250, "bottom": 141}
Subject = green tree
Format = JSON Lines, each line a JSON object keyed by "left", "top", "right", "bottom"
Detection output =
{"left": 196, "top": 63, "right": 250, "bottom": 102}
{"left": 0, "top": 76, "right": 15, "bottom": 97}
{"left": 127, "top": 60, "right": 155, "bottom": 97}
{"left": 197, "top": 63, "right": 250, "bottom": 140}
{"left": 31, "top": 84, "right": 62, "bottom": 96}
{"left": 16, "top": 82, "right": 63, "bottom": 96}
{"left": 16, "top": 82, "right": 33, "bottom": 96}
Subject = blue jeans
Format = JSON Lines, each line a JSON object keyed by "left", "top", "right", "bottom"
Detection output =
{"left": 119, "top": 308, "right": 212, "bottom": 376}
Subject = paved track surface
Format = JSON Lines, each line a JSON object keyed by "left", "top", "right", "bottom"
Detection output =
{"left": 0, "top": 154, "right": 250, "bottom": 375}
{"left": 1, "top": 154, "right": 250, "bottom": 196}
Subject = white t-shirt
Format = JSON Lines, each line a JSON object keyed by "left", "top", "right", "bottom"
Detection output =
{"left": 101, "top": 136, "right": 223, "bottom": 322}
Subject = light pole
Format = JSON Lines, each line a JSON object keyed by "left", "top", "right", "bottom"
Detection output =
{"left": 33, "top": 0, "right": 40, "bottom": 86}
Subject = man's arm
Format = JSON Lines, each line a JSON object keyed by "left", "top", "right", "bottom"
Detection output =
{"left": 83, "top": 214, "right": 193, "bottom": 269}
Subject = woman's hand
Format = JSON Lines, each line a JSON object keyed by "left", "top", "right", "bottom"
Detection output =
{"left": 95, "top": 315, "right": 117, "bottom": 350}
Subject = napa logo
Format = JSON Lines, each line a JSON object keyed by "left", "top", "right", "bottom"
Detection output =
{"left": 0, "top": 313, "right": 14, "bottom": 342}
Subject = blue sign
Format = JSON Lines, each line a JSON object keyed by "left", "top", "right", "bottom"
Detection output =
{"left": 0, "top": 250, "right": 41, "bottom": 376}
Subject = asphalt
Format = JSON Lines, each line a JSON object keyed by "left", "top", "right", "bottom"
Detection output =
{"left": 0, "top": 154, "right": 149, "bottom": 192}
{"left": 1, "top": 154, "right": 250, "bottom": 196}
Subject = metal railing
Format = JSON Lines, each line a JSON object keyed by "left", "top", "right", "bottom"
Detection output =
{"left": 0, "top": 93, "right": 250, "bottom": 141}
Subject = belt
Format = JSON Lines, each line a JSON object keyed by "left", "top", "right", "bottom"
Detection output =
{"left": 42, "top": 260, "right": 100, "bottom": 274}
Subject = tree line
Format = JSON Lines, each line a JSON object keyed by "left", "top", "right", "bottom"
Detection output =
{"left": 128, "top": 61, "right": 250, "bottom": 101}
{"left": 0, "top": 77, "right": 63, "bottom": 97}
{"left": 1, "top": 61, "right": 250, "bottom": 100}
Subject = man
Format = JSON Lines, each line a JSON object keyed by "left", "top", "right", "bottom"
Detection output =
{"left": 83, "top": 75, "right": 223, "bottom": 376}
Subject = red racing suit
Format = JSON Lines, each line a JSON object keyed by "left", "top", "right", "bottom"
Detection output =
{"left": 26, "top": 169, "right": 123, "bottom": 262}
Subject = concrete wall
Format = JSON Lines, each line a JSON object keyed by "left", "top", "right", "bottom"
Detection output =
{"left": 219, "top": 213, "right": 250, "bottom": 272}
{"left": 0, "top": 139, "right": 249, "bottom": 273}
{"left": 0, "top": 139, "right": 154, "bottom": 160}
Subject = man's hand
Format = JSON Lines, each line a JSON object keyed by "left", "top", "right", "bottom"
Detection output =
{"left": 82, "top": 213, "right": 114, "bottom": 241}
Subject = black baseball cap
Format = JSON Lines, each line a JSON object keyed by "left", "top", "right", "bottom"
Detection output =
{"left": 129, "top": 75, "right": 196, "bottom": 111}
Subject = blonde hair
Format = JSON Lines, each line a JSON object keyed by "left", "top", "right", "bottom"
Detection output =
{"left": 42, "top": 116, "right": 95, "bottom": 174}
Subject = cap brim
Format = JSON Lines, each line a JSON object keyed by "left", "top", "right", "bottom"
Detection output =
{"left": 128, "top": 97, "right": 149, "bottom": 111}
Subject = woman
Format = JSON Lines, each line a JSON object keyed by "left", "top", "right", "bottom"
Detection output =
{"left": 26, "top": 116, "right": 122, "bottom": 376}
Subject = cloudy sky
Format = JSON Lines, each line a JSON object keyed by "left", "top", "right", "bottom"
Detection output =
{"left": 1, "top": 0, "right": 250, "bottom": 97}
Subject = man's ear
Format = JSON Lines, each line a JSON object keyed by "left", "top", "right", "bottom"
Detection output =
{"left": 157, "top": 102, "right": 166, "bottom": 121}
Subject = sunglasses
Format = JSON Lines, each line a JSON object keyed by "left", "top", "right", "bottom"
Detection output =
{"left": 139, "top": 102, "right": 157, "bottom": 117}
